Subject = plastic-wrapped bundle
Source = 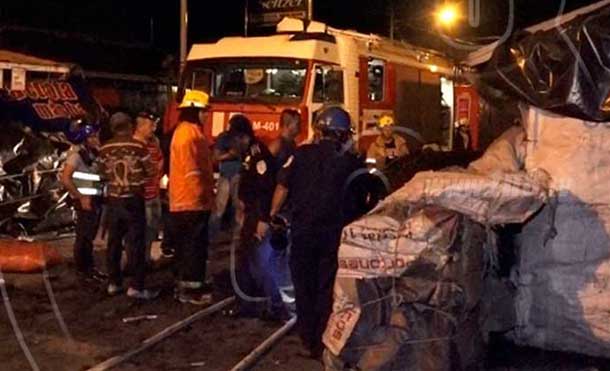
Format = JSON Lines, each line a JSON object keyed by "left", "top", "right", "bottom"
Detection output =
{"left": 474, "top": 6, "right": 610, "bottom": 122}
{"left": 323, "top": 167, "right": 548, "bottom": 370}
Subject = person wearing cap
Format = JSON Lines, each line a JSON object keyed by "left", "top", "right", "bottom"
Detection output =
{"left": 133, "top": 111, "right": 164, "bottom": 265}
{"left": 98, "top": 112, "right": 158, "bottom": 300}
{"left": 269, "top": 106, "right": 368, "bottom": 358}
{"left": 366, "top": 114, "right": 409, "bottom": 170}
{"left": 168, "top": 89, "right": 215, "bottom": 305}
{"left": 61, "top": 120, "right": 106, "bottom": 284}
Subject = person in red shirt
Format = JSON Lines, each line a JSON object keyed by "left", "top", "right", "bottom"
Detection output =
{"left": 133, "top": 111, "right": 164, "bottom": 265}
{"left": 168, "top": 90, "right": 215, "bottom": 305}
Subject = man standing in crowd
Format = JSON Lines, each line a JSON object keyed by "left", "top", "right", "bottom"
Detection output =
{"left": 169, "top": 90, "right": 215, "bottom": 305}
{"left": 209, "top": 116, "right": 245, "bottom": 242}
{"left": 99, "top": 112, "right": 157, "bottom": 299}
{"left": 270, "top": 107, "right": 366, "bottom": 358}
{"left": 61, "top": 121, "right": 106, "bottom": 283}
{"left": 133, "top": 111, "right": 164, "bottom": 265}
{"left": 268, "top": 109, "right": 301, "bottom": 168}
{"left": 366, "top": 114, "right": 409, "bottom": 170}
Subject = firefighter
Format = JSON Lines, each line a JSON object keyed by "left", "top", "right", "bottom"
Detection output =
{"left": 61, "top": 121, "right": 106, "bottom": 283}
{"left": 168, "top": 89, "right": 215, "bottom": 305}
{"left": 366, "top": 114, "right": 409, "bottom": 170}
{"left": 269, "top": 106, "right": 367, "bottom": 358}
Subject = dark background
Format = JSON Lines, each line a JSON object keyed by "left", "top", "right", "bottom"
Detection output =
{"left": 0, "top": 0, "right": 601, "bottom": 55}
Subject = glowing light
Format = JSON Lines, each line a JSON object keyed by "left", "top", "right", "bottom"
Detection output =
{"left": 436, "top": 4, "right": 459, "bottom": 27}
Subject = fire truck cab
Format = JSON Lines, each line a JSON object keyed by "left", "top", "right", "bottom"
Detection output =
{"left": 182, "top": 17, "right": 456, "bottom": 151}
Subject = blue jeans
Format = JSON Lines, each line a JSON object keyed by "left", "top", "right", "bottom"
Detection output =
{"left": 243, "top": 233, "right": 294, "bottom": 316}
{"left": 209, "top": 174, "right": 241, "bottom": 240}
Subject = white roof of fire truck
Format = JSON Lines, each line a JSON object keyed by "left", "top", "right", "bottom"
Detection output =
{"left": 188, "top": 18, "right": 453, "bottom": 75}
{"left": 188, "top": 33, "right": 339, "bottom": 64}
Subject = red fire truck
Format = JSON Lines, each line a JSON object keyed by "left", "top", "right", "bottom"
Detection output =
{"left": 178, "top": 17, "right": 458, "bottom": 151}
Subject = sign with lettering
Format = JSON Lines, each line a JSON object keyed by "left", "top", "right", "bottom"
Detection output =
{"left": 11, "top": 68, "right": 26, "bottom": 91}
{"left": 248, "top": 0, "right": 310, "bottom": 29}
{"left": 0, "top": 77, "right": 103, "bottom": 133}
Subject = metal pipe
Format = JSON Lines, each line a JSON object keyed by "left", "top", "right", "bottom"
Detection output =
{"left": 86, "top": 296, "right": 236, "bottom": 371}
{"left": 230, "top": 316, "right": 297, "bottom": 371}
{"left": 0, "top": 273, "right": 40, "bottom": 371}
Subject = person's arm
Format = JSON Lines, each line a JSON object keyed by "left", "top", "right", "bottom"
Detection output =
{"left": 61, "top": 155, "right": 92, "bottom": 210}
{"left": 154, "top": 139, "right": 165, "bottom": 176}
{"left": 397, "top": 136, "right": 409, "bottom": 157}
{"left": 214, "top": 147, "right": 240, "bottom": 162}
{"left": 367, "top": 140, "right": 385, "bottom": 168}
{"left": 270, "top": 184, "right": 289, "bottom": 217}
{"left": 270, "top": 153, "right": 294, "bottom": 217}
{"left": 141, "top": 149, "right": 155, "bottom": 179}
{"left": 61, "top": 162, "right": 81, "bottom": 199}
{"left": 214, "top": 135, "right": 240, "bottom": 162}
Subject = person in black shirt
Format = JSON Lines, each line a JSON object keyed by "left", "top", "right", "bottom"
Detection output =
{"left": 227, "top": 115, "right": 279, "bottom": 317}
{"left": 270, "top": 107, "right": 366, "bottom": 358}
{"left": 269, "top": 108, "right": 301, "bottom": 170}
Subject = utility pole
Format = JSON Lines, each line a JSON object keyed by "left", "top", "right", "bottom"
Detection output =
{"left": 308, "top": 0, "right": 313, "bottom": 20}
{"left": 389, "top": 0, "right": 394, "bottom": 40}
{"left": 244, "top": 0, "right": 249, "bottom": 36}
{"left": 180, "top": 0, "right": 188, "bottom": 76}
{"left": 149, "top": 17, "right": 155, "bottom": 45}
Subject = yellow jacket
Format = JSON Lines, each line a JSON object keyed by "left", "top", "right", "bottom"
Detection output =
{"left": 367, "top": 134, "right": 409, "bottom": 169}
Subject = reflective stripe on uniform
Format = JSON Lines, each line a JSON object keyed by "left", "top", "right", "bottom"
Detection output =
{"left": 73, "top": 171, "right": 101, "bottom": 181}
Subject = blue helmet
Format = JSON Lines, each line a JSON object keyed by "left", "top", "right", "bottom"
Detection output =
{"left": 66, "top": 119, "right": 100, "bottom": 144}
{"left": 314, "top": 106, "right": 352, "bottom": 133}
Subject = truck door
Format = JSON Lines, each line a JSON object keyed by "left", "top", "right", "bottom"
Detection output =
{"left": 358, "top": 57, "right": 396, "bottom": 152}
{"left": 309, "top": 64, "right": 344, "bottom": 134}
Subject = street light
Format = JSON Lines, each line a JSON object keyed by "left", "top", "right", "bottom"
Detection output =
{"left": 436, "top": 3, "right": 459, "bottom": 27}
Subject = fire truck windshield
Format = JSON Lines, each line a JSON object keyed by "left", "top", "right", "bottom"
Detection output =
{"left": 185, "top": 58, "right": 308, "bottom": 104}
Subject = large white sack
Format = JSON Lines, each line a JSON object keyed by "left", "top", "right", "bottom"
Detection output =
{"left": 380, "top": 169, "right": 548, "bottom": 226}
{"left": 509, "top": 107, "right": 610, "bottom": 357}
{"left": 323, "top": 157, "right": 547, "bottom": 370}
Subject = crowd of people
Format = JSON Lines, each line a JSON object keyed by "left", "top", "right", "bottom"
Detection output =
{"left": 60, "top": 88, "right": 410, "bottom": 359}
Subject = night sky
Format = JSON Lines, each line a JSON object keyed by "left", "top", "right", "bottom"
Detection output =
{"left": 0, "top": 0, "right": 603, "bottom": 56}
